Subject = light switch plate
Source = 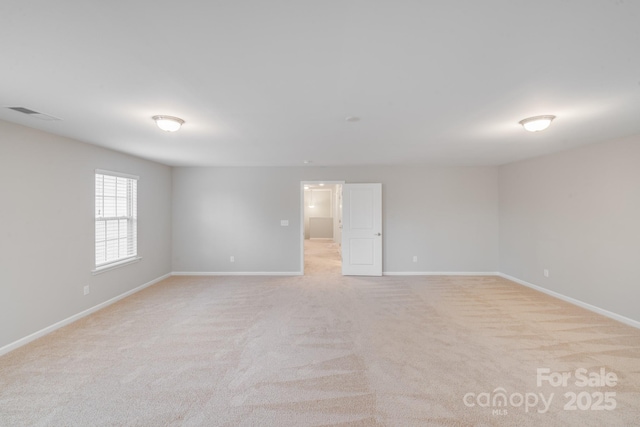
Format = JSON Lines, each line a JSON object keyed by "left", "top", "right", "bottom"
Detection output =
{"left": 281, "top": 220, "right": 289, "bottom": 226}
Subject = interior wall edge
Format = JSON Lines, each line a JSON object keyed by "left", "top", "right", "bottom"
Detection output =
{"left": 0, "top": 273, "right": 171, "bottom": 357}
{"left": 498, "top": 273, "right": 640, "bottom": 329}
{"left": 4, "top": 269, "right": 639, "bottom": 358}
{"left": 171, "top": 271, "right": 303, "bottom": 276}
{"left": 382, "top": 271, "right": 499, "bottom": 276}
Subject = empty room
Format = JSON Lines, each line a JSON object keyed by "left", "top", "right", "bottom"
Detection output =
{"left": 1, "top": 1, "right": 639, "bottom": 426}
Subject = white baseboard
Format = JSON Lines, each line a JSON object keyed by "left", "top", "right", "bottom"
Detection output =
{"left": 498, "top": 273, "right": 640, "bottom": 329}
{"left": 383, "top": 271, "right": 499, "bottom": 276}
{"left": 0, "top": 273, "right": 171, "bottom": 357}
{"left": 4, "top": 271, "right": 636, "bottom": 357}
{"left": 172, "top": 271, "right": 303, "bottom": 276}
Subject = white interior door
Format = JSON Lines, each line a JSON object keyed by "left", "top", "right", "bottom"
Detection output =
{"left": 342, "top": 183, "right": 382, "bottom": 276}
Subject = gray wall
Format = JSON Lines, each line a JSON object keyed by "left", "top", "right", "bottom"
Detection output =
{"left": 309, "top": 217, "right": 334, "bottom": 239}
{"left": 499, "top": 134, "right": 640, "bottom": 322}
{"left": 172, "top": 166, "right": 499, "bottom": 273}
{"left": 3, "top": 115, "right": 639, "bottom": 348}
{"left": 304, "top": 187, "right": 334, "bottom": 239}
{"left": 0, "top": 120, "right": 172, "bottom": 349}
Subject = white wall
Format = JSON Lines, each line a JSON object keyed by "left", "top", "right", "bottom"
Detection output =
{"left": 172, "top": 166, "right": 499, "bottom": 273}
{"left": 0, "top": 120, "right": 172, "bottom": 350}
{"left": 303, "top": 187, "right": 333, "bottom": 239}
{"left": 499, "top": 134, "right": 640, "bottom": 323}
{"left": 309, "top": 217, "right": 334, "bottom": 239}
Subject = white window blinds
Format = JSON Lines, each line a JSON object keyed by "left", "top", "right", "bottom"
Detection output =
{"left": 95, "top": 171, "right": 138, "bottom": 269}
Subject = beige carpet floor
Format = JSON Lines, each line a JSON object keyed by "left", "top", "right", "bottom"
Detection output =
{"left": 1, "top": 239, "right": 640, "bottom": 426}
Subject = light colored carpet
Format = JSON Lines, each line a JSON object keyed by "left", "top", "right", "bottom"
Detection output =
{"left": 1, "top": 239, "right": 639, "bottom": 426}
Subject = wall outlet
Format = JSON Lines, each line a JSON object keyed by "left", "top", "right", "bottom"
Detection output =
{"left": 412, "top": 255, "right": 418, "bottom": 263}
{"left": 280, "top": 220, "right": 289, "bottom": 226}
{"left": 543, "top": 269, "right": 549, "bottom": 278}
{"left": 230, "top": 256, "right": 235, "bottom": 263}
{"left": 83, "top": 285, "right": 90, "bottom": 295}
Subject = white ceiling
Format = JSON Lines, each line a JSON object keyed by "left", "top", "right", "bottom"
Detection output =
{"left": 1, "top": 1, "right": 639, "bottom": 167}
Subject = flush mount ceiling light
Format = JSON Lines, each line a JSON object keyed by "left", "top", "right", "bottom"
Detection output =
{"left": 519, "top": 115, "right": 556, "bottom": 132}
{"left": 152, "top": 115, "right": 184, "bottom": 132}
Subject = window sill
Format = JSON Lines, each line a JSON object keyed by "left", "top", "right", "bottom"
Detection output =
{"left": 92, "top": 257, "right": 142, "bottom": 275}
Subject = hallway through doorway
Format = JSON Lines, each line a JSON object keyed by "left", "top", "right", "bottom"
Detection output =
{"left": 303, "top": 239, "right": 342, "bottom": 277}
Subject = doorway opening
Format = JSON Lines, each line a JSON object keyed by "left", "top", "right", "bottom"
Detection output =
{"left": 300, "top": 181, "right": 344, "bottom": 276}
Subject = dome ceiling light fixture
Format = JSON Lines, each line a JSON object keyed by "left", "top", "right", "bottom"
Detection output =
{"left": 519, "top": 115, "right": 556, "bottom": 132}
{"left": 152, "top": 115, "right": 184, "bottom": 132}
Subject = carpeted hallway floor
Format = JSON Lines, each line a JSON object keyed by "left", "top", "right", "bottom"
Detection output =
{"left": 1, "top": 240, "right": 639, "bottom": 426}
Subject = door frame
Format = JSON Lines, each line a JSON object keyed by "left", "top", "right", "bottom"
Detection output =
{"left": 300, "top": 180, "right": 345, "bottom": 275}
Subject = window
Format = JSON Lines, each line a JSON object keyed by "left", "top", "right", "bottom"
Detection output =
{"left": 94, "top": 170, "right": 138, "bottom": 272}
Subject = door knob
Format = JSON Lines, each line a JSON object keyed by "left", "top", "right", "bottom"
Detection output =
{"left": 375, "top": 232, "right": 381, "bottom": 236}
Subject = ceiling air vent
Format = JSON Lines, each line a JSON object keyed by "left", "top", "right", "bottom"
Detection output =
{"left": 6, "top": 106, "right": 62, "bottom": 121}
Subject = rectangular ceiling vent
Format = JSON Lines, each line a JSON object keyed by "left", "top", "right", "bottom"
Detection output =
{"left": 6, "top": 106, "right": 62, "bottom": 121}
